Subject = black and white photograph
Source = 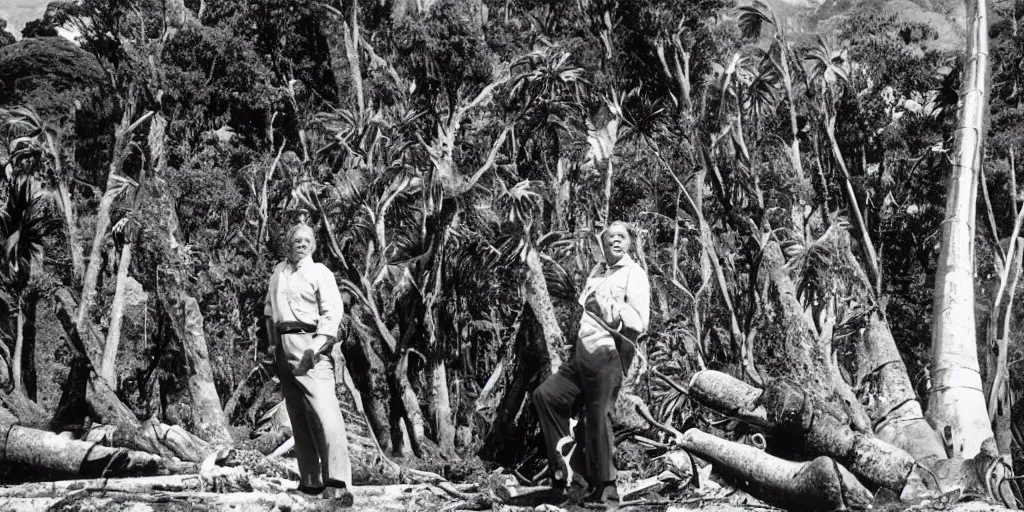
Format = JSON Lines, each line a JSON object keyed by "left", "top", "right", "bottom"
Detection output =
{"left": 0, "top": 0, "right": 1020, "bottom": 510}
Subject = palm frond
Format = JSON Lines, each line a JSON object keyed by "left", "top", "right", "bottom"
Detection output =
{"left": 737, "top": 1, "right": 775, "bottom": 40}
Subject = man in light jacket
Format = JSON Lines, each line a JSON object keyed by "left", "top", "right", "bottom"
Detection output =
{"left": 265, "top": 223, "right": 353, "bottom": 505}
{"left": 532, "top": 220, "right": 651, "bottom": 506}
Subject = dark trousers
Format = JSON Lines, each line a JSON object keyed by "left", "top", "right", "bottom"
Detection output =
{"left": 532, "top": 346, "right": 624, "bottom": 485}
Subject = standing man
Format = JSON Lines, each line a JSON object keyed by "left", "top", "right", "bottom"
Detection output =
{"left": 532, "top": 221, "right": 651, "bottom": 506}
{"left": 265, "top": 223, "right": 354, "bottom": 506}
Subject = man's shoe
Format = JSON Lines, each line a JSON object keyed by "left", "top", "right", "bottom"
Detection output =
{"left": 585, "top": 482, "right": 619, "bottom": 506}
{"left": 321, "top": 481, "right": 354, "bottom": 507}
{"left": 290, "top": 484, "right": 325, "bottom": 497}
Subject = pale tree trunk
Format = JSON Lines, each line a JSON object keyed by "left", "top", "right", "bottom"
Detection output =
{"left": 422, "top": 216, "right": 456, "bottom": 453}
{"left": 779, "top": 43, "right": 804, "bottom": 183}
{"left": 927, "top": 0, "right": 994, "bottom": 459}
{"left": 0, "top": 423, "right": 168, "bottom": 480}
{"left": 162, "top": 291, "right": 233, "bottom": 445}
{"left": 55, "top": 183, "right": 84, "bottom": 282}
{"left": 344, "top": 0, "right": 364, "bottom": 115}
{"left": 347, "top": 307, "right": 392, "bottom": 453}
{"left": 12, "top": 299, "right": 24, "bottom": 395}
{"left": 523, "top": 248, "right": 564, "bottom": 373}
{"left": 427, "top": 360, "right": 455, "bottom": 452}
{"left": 100, "top": 242, "right": 133, "bottom": 384}
{"left": 853, "top": 312, "right": 947, "bottom": 464}
{"left": 77, "top": 109, "right": 152, "bottom": 331}
{"left": 148, "top": 113, "right": 232, "bottom": 446}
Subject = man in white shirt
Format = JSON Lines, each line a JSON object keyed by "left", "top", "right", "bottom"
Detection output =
{"left": 264, "top": 224, "right": 353, "bottom": 505}
{"left": 532, "top": 221, "right": 651, "bottom": 506}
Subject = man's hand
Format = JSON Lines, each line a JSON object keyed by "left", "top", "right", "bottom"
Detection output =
{"left": 293, "top": 335, "right": 334, "bottom": 376}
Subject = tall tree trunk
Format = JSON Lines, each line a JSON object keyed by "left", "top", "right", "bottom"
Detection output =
{"left": 148, "top": 114, "right": 232, "bottom": 446}
{"left": 927, "top": 0, "right": 994, "bottom": 459}
{"left": 427, "top": 360, "right": 455, "bottom": 453}
{"left": 77, "top": 109, "right": 151, "bottom": 330}
{"left": 388, "top": 351, "right": 424, "bottom": 457}
{"left": 479, "top": 307, "right": 546, "bottom": 466}
{"left": 22, "top": 293, "right": 37, "bottom": 401}
{"left": 344, "top": 0, "right": 364, "bottom": 115}
{"left": 779, "top": 43, "right": 804, "bottom": 183}
{"left": 162, "top": 290, "right": 233, "bottom": 445}
{"left": 347, "top": 307, "right": 392, "bottom": 453}
{"left": 56, "top": 183, "right": 83, "bottom": 282}
{"left": 100, "top": 242, "right": 133, "bottom": 384}
{"left": 852, "top": 312, "right": 948, "bottom": 464}
{"left": 523, "top": 247, "right": 564, "bottom": 373}
{"left": 12, "top": 298, "right": 24, "bottom": 395}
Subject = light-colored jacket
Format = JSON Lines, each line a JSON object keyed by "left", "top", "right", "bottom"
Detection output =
{"left": 577, "top": 253, "right": 651, "bottom": 354}
{"left": 264, "top": 255, "right": 344, "bottom": 340}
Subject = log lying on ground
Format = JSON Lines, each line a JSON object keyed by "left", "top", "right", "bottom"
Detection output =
{"left": 0, "top": 484, "right": 475, "bottom": 512}
{"left": 86, "top": 419, "right": 217, "bottom": 463}
{"left": 0, "top": 423, "right": 169, "bottom": 480}
{"left": 679, "top": 428, "right": 872, "bottom": 511}
{"left": 690, "top": 370, "right": 915, "bottom": 491}
{"left": 0, "top": 492, "right": 343, "bottom": 512}
{"left": 0, "top": 469, "right": 255, "bottom": 497}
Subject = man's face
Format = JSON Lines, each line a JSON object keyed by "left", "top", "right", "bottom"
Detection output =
{"left": 602, "top": 224, "right": 630, "bottom": 263}
{"left": 289, "top": 229, "right": 315, "bottom": 263}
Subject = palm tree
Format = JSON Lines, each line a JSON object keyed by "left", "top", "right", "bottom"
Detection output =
{"left": 0, "top": 108, "right": 81, "bottom": 281}
{"left": 0, "top": 176, "right": 58, "bottom": 397}
{"left": 738, "top": 0, "right": 806, "bottom": 182}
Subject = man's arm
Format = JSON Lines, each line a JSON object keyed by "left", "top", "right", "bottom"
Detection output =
{"left": 263, "top": 267, "right": 278, "bottom": 356}
{"left": 314, "top": 263, "right": 344, "bottom": 345}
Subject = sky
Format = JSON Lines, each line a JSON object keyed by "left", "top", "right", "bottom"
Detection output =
{"left": 0, "top": 0, "right": 50, "bottom": 39}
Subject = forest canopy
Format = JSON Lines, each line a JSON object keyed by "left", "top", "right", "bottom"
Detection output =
{"left": 0, "top": 0, "right": 1022, "bottom": 510}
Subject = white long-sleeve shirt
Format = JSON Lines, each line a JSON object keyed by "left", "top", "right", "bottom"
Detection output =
{"left": 577, "top": 253, "right": 651, "bottom": 355}
{"left": 264, "top": 255, "right": 344, "bottom": 340}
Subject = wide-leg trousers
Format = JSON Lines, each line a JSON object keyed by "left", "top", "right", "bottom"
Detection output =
{"left": 532, "top": 346, "right": 624, "bottom": 485}
{"left": 276, "top": 332, "right": 353, "bottom": 488}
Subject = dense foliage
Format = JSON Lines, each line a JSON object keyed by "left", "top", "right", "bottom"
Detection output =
{"left": 0, "top": 0, "right": 1021, "bottom": 481}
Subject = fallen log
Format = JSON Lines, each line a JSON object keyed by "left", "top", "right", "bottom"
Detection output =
{"left": 0, "top": 423, "right": 169, "bottom": 481}
{"left": 0, "top": 491, "right": 343, "bottom": 512}
{"left": 690, "top": 370, "right": 915, "bottom": 491}
{"left": 0, "top": 469, "right": 255, "bottom": 497}
{"left": 86, "top": 419, "right": 217, "bottom": 463}
{"left": 678, "top": 428, "right": 872, "bottom": 511}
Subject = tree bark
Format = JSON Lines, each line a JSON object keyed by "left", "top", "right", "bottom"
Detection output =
{"left": 427, "top": 359, "right": 455, "bottom": 453}
{"left": 851, "top": 313, "right": 947, "bottom": 464}
{"left": 761, "top": 241, "right": 834, "bottom": 400}
{"left": 76, "top": 109, "right": 151, "bottom": 331}
{"left": 689, "top": 370, "right": 916, "bottom": 491}
{"left": 479, "top": 307, "right": 546, "bottom": 466}
{"left": 346, "top": 308, "right": 392, "bottom": 453}
{"left": 388, "top": 350, "right": 424, "bottom": 457}
{"left": 21, "top": 293, "right": 36, "bottom": 401}
{"left": 0, "top": 423, "right": 167, "bottom": 481}
{"left": 162, "top": 290, "right": 234, "bottom": 446}
{"left": 679, "top": 429, "right": 872, "bottom": 512}
{"left": 100, "top": 242, "right": 133, "bottom": 384}
{"left": 523, "top": 247, "right": 564, "bottom": 373}
{"left": 12, "top": 299, "right": 24, "bottom": 395}
{"left": 927, "top": 0, "right": 994, "bottom": 459}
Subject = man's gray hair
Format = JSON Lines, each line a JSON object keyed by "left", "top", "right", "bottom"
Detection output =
{"left": 600, "top": 220, "right": 635, "bottom": 244}
{"left": 287, "top": 223, "right": 317, "bottom": 248}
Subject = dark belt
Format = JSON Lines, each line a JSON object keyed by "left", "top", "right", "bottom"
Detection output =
{"left": 277, "top": 322, "right": 317, "bottom": 335}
